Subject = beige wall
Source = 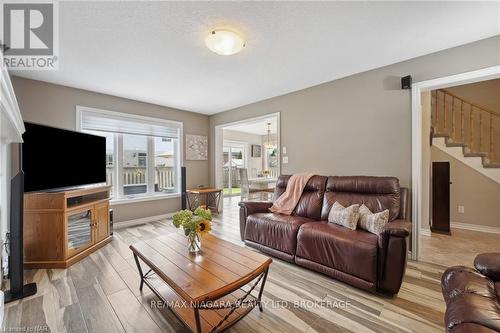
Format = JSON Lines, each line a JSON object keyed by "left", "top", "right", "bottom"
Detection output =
{"left": 431, "top": 146, "right": 500, "bottom": 228}
{"left": 11, "top": 76, "right": 210, "bottom": 223}
{"left": 209, "top": 36, "right": 500, "bottom": 190}
{"left": 10, "top": 35, "right": 500, "bottom": 223}
{"left": 446, "top": 79, "right": 500, "bottom": 113}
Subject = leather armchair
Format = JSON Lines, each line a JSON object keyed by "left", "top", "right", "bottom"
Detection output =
{"left": 474, "top": 253, "right": 500, "bottom": 281}
{"left": 441, "top": 253, "right": 500, "bottom": 332}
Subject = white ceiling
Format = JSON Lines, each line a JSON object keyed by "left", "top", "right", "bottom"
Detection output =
{"left": 13, "top": 1, "right": 500, "bottom": 115}
{"left": 224, "top": 116, "right": 278, "bottom": 135}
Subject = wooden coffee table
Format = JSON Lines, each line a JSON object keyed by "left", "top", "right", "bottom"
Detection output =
{"left": 130, "top": 233, "right": 272, "bottom": 333}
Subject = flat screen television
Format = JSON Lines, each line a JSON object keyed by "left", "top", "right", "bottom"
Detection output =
{"left": 22, "top": 122, "right": 106, "bottom": 192}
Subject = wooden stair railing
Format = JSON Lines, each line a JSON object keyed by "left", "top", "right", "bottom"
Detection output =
{"left": 431, "top": 89, "right": 499, "bottom": 165}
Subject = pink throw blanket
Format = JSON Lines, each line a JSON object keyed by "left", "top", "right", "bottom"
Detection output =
{"left": 269, "top": 173, "right": 315, "bottom": 215}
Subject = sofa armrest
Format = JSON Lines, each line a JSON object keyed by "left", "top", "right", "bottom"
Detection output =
{"left": 239, "top": 201, "right": 273, "bottom": 214}
{"left": 239, "top": 201, "right": 273, "bottom": 241}
{"left": 474, "top": 253, "right": 500, "bottom": 281}
{"left": 380, "top": 219, "right": 411, "bottom": 238}
{"left": 377, "top": 219, "right": 411, "bottom": 295}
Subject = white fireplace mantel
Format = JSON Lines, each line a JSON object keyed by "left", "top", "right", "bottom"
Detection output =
{"left": 1, "top": 53, "right": 25, "bottom": 237}
{"left": 1, "top": 52, "right": 25, "bottom": 144}
{"left": 0, "top": 51, "right": 25, "bottom": 316}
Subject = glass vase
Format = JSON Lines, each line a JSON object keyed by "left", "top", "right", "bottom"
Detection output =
{"left": 187, "top": 232, "right": 201, "bottom": 254}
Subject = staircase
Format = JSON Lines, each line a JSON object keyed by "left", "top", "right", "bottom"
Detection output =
{"left": 431, "top": 89, "right": 500, "bottom": 183}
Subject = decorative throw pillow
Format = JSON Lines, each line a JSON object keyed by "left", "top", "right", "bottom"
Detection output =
{"left": 328, "top": 202, "right": 360, "bottom": 230}
{"left": 358, "top": 204, "right": 389, "bottom": 235}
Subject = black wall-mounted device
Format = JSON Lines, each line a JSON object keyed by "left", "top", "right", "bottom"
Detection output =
{"left": 401, "top": 75, "right": 412, "bottom": 90}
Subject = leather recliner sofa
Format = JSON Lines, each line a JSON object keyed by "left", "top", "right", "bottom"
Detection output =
{"left": 239, "top": 175, "right": 411, "bottom": 295}
{"left": 441, "top": 253, "right": 500, "bottom": 332}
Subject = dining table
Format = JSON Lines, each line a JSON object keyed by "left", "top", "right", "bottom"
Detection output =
{"left": 248, "top": 177, "right": 278, "bottom": 190}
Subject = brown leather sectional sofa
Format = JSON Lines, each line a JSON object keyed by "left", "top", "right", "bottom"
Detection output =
{"left": 239, "top": 175, "right": 411, "bottom": 295}
{"left": 441, "top": 253, "right": 500, "bottom": 332}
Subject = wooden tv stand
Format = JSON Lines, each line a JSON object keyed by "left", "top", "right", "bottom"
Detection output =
{"left": 23, "top": 185, "right": 112, "bottom": 269}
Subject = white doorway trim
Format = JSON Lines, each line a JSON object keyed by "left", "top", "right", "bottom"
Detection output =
{"left": 411, "top": 65, "right": 500, "bottom": 260}
{"left": 214, "top": 112, "right": 281, "bottom": 207}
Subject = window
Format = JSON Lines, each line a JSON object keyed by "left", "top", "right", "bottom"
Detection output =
{"left": 77, "top": 107, "right": 182, "bottom": 201}
{"left": 154, "top": 136, "right": 177, "bottom": 193}
{"left": 122, "top": 134, "right": 148, "bottom": 195}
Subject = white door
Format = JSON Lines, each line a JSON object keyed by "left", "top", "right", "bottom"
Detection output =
{"left": 223, "top": 143, "right": 245, "bottom": 197}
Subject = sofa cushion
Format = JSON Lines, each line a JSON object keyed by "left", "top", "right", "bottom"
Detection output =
{"left": 273, "top": 175, "right": 291, "bottom": 200}
{"left": 328, "top": 202, "right": 360, "bottom": 230}
{"left": 358, "top": 204, "right": 389, "bottom": 235}
{"left": 274, "top": 175, "right": 327, "bottom": 220}
{"left": 321, "top": 176, "right": 401, "bottom": 221}
{"left": 296, "top": 221, "right": 378, "bottom": 283}
{"left": 245, "top": 213, "right": 315, "bottom": 255}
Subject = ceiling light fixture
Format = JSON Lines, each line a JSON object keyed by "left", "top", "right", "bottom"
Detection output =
{"left": 205, "top": 29, "right": 245, "bottom": 56}
{"left": 263, "top": 122, "right": 273, "bottom": 149}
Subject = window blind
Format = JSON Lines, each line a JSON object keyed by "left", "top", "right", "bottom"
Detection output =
{"left": 80, "top": 109, "right": 181, "bottom": 139}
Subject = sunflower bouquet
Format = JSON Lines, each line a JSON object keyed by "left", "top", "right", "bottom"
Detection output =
{"left": 172, "top": 206, "right": 212, "bottom": 253}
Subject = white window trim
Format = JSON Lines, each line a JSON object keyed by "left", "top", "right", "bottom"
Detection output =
{"left": 116, "top": 131, "right": 124, "bottom": 198}
{"left": 110, "top": 193, "right": 181, "bottom": 205}
{"left": 76, "top": 105, "right": 183, "bottom": 131}
{"left": 76, "top": 106, "right": 184, "bottom": 203}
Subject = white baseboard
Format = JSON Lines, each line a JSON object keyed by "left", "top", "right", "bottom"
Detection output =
{"left": 420, "top": 223, "right": 500, "bottom": 236}
{"left": 451, "top": 222, "right": 500, "bottom": 235}
{"left": 420, "top": 228, "right": 431, "bottom": 236}
{"left": 114, "top": 213, "right": 174, "bottom": 229}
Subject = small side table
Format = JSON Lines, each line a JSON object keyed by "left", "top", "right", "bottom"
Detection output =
{"left": 186, "top": 188, "right": 223, "bottom": 214}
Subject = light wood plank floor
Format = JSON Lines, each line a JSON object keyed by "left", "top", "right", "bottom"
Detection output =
{"left": 420, "top": 228, "right": 500, "bottom": 267}
{"left": 3, "top": 197, "right": 447, "bottom": 333}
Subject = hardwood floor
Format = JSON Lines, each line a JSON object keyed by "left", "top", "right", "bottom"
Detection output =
{"left": 3, "top": 197, "right": 447, "bottom": 333}
{"left": 419, "top": 228, "right": 500, "bottom": 267}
